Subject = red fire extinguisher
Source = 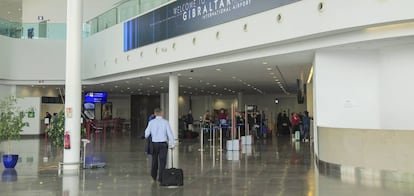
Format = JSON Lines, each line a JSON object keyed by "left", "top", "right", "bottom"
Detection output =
{"left": 64, "top": 131, "right": 71, "bottom": 149}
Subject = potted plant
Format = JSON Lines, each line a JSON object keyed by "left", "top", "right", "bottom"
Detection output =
{"left": 0, "top": 96, "right": 29, "bottom": 168}
{"left": 47, "top": 111, "right": 65, "bottom": 147}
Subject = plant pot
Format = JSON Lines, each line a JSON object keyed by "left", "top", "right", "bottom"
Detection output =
{"left": 2, "top": 168, "right": 17, "bottom": 181}
{"left": 2, "top": 154, "right": 19, "bottom": 168}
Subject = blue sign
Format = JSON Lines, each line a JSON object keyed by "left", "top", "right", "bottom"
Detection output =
{"left": 124, "top": 0, "right": 301, "bottom": 51}
{"left": 84, "top": 92, "right": 107, "bottom": 103}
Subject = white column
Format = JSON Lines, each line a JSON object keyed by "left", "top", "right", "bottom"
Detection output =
{"left": 168, "top": 74, "right": 179, "bottom": 168}
{"left": 168, "top": 74, "right": 179, "bottom": 140}
{"left": 160, "top": 93, "right": 168, "bottom": 119}
{"left": 63, "top": 0, "right": 83, "bottom": 170}
{"left": 62, "top": 174, "right": 79, "bottom": 196}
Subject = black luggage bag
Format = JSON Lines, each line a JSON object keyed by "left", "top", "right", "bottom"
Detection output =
{"left": 160, "top": 150, "right": 183, "bottom": 186}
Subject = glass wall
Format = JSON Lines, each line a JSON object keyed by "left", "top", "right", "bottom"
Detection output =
{"left": 0, "top": 0, "right": 175, "bottom": 39}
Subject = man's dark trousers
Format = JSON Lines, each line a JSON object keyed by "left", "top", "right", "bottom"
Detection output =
{"left": 151, "top": 142, "right": 168, "bottom": 182}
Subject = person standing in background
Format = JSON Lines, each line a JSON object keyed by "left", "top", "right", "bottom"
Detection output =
{"left": 186, "top": 110, "right": 194, "bottom": 131}
{"left": 144, "top": 108, "right": 175, "bottom": 183}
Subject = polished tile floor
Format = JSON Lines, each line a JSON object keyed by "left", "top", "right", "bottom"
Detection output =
{"left": 1, "top": 132, "right": 414, "bottom": 196}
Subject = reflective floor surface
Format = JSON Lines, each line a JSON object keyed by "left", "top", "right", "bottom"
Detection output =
{"left": 1, "top": 132, "right": 414, "bottom": 196}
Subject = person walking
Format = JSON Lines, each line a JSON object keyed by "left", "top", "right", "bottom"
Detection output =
{"left": 144, "top": 108, "right": 175, "bottom": 183}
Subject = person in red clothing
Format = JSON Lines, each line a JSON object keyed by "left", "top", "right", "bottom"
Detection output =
{"left": 291, "top": 112, "right": 301, "bottom": 134}
{"left": 218, "top": 109, "right": 227, "bottom": 125}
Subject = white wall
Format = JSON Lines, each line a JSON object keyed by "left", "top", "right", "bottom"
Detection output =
{"left": 314, "top": 50, "right": 381, "bottom": 129}
{"left": 0, "top": 85, "right": 15, "bottom": 100}
{"left": 379, "top": 44, "right": 414, "bottom": 130}
{"left": 82, "top": 0, "right": 414, "bottom": 81}
{"left": 22, "top": 0, "right": 66, "bottom": 23}
{"left": 0, "top": 36, "right": 66, "bottom": 81}
{"left": 17, "top": 97, "right": 42, "bottom": 135}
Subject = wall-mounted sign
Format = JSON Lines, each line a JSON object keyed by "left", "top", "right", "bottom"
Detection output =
{"left": 84, "top": 92, "right": 108, "bottom": 103}
{"left": 124, "top": 0, "right": 301, "bottom": 51}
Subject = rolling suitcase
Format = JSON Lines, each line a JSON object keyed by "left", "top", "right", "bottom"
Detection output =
{"left": 160, "top": 150, "right": 183, "bottom": 186}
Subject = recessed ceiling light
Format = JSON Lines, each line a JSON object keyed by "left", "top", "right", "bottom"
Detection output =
{"left": 232, "top": 76, "right": 236, "bottom": 79}
{"left": 267, "top": 68, "right": 272, "bottom": 70}
{"left": 151, "top": 85, "right": 155, "bottom": 88}
{"left": 273, "top": 76, "right": 277, "bottom": 79}
{"left": 160, "top": 81, "right": 164, "bottom": 83}
{"left": 127, "top": 87, "right": 130, "bottom": 90}
{"left": 216, "top": 68, "right": 221, "bottom": 71}
{"left": 189, "top": 77, "right": 193, "bottom": 80}
{"left": 212, "top": 85, "right": 216, "bottom": 87}
{"left": 160, "top": 87, "right": 164, "bottom": 89}
{"left": 262, "top": 62, "right": 268, "bottom": 65}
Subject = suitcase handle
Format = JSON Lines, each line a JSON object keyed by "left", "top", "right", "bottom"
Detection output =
{"left": 170, "top": 149, "right": 174, "bottom": 168}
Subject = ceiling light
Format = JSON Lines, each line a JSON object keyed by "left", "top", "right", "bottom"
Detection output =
{"left": 212, "top": 85, "right": 216, "bottom": 87}
{"left": 307, "top": 66, "right": 314, "bottom": 84}
{"left": 146, "top": 77, "right": 151, "bottom": 80}
{"left": 269, "top": 72, "right": 274, "bottom": 75}
{"left": 216, "top": 68, "right": 221, "bottom": 71}
{"left": 189, "top": 77, "right": 193, "bottom": 80}
{"left": 262, "top": 62, "right": 268, "bottom": 65}
{"left": 267, "top": 68, "right": 272, "bottom": 71}
{"left": 232, "top": 76, "right": 236, "bottom": 79}
{"left": 160, "top": 81, "right": 164, "bottom": 83}
{"left": 127, "top": 87, "right": 130, "bottom": 90}
{"left": 115, "top": 85, "right": 119, "bottom": 88}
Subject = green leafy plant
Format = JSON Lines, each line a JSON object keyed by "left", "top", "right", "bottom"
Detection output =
{"left": 48, "top": 111, "right": 65, "bottom": 147}
{"left": 47, "top": 111, "right": 86, "bottom": 147}
{"left": 0, "top": 96, "right": 29, "bottom": 154}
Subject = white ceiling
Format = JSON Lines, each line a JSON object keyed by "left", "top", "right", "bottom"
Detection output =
{"left": 78, "top": 51, "right": 314, "bottom": 96}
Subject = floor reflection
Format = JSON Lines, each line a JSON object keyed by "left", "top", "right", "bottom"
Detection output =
{"left": 0, "top": 133, "right": 413, "bottom": 195}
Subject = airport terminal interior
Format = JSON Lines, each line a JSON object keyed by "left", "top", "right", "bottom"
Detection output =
{"left": 1, "top": 130, "right": 414, "bottom": 196}
{"left": 1, "top": 0, "right": 414, "bottom": 195}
